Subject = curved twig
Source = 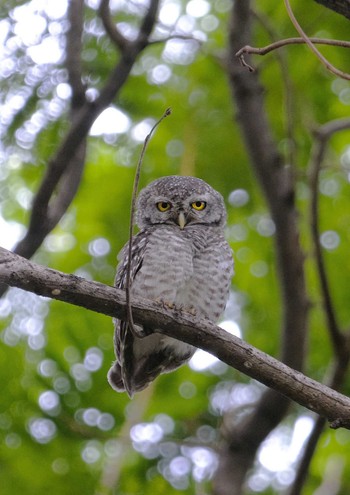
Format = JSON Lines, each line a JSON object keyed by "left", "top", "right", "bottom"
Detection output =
{"left": 237, "top": 36, "right": 350, "bottom": 57}
{"left": 284, "top": 0, "right": 350, "bottom": 80}
{"left": 99, "top": 0, "right": 127, "bottom": 49}
{"left": 236, "top": 37, "right": 350, "bottom": 72}
{"left": 126, "top": 108, "right": 171, "bottom": 337}
{"left": 309, "top": 118, "right": 350, "bottom": 354}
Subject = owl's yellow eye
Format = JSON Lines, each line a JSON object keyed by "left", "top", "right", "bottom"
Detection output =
{"left": 191, "top": 201, "right": 206, "bottom": 211}
{"left": 156, "top": 201, "right": 171, "bottom": 212}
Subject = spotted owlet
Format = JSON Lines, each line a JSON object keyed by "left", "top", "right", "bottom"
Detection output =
{"left": 108, "top": 175, "right": 233, "bottom": 397}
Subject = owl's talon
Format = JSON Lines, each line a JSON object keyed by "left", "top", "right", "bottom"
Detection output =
{"left": 154, "top": 300, "right": 197, "bottom": 316}
{"left": 185, "top": 306, "right": 197, "bottom": 316}
{"left": 175, "top": 305, "right": 197, "bottom": 317}
{"left": 155, "top": 298, "right": 175, "bottom": 310}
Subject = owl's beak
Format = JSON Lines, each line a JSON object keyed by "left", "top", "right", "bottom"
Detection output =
{"left": 177, "top": 211, "right": 186, "bottom": 229}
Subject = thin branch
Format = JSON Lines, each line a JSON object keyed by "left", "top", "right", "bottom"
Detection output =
{"left": 288, "top": 119, "right": 350, "bottom": 494}
{"left": 284, "top": 0, "right": 350, "bottom": 80}
{"left": 66, "top": 0, "right": 86, "bottom": 109}
{"left": 1, "top": 246, "right": 350, "bottom": 428}
{"left": 236, "top": 37, "right": 350, "bottom": 72}
{"left": 148, "top": 33, "right": 202, "bottom": 46}
{"left": 11, "top": 0, "right": 89, "bottom": 261}
{"left": 308, "top": 118, "right": 350, "bottom": 354}
{"left": 99, "top": 0, "right": 127, "bottom": 50}
{"left": 126, "top": 107, "right": 171, "bottom": 337}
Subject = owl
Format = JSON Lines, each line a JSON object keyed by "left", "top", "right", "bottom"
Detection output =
{"left": 108, "top": 175, "right": 233, "bottom": 397}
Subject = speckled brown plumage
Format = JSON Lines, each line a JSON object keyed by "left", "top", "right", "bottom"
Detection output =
{"left": 108, "top": 176, "right": 233, "bottom": 397}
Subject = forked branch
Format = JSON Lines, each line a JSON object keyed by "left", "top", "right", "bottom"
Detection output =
{"left": 0, "top": 0, "right": 160, "bottom": 297}
{"left": 284, "top": 0, "right": 350, "bottom": 80}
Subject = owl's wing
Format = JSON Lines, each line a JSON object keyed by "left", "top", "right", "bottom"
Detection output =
{"left": 114, "top": 232, "right": 148, "bottom": 289}
{"left": 108, "top": 231, "right": 149, "bottom": 397}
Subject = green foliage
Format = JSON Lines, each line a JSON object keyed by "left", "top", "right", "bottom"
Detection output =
{"left": 1, "top": 0, "right": 350, "bottom": 494}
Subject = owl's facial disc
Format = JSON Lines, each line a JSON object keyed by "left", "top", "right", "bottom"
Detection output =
{"left": 157, "top": 200, "right": 210, "bottom": 229}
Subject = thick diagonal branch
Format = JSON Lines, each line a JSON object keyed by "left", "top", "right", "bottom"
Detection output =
{"left": 0, "top": 246, "right": 350, "bottom": 429}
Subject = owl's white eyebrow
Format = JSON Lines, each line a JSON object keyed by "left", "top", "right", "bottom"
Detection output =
{"left": 154, "top": 200, "right": 172, "bottom": 205}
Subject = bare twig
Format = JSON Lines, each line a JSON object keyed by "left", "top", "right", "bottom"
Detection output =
{"left": 1, "top": 246, "right": 350, "bottom": 428}
{"left": 47, "top": 0, "right": 87, "bottom": 234}
{"left": 284, "top": 0, "right": 350, "bottom": 80}
{"left": 236, "top": 37, "right": 350, "bottom": 72}
{"left": 149, "top": 33, "right": 202, "bottom": 46}
{"left": 126, "top": 108, "right": 171, "bottom": 336}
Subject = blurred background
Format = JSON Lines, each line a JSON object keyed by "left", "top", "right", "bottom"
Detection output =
{"left": 1, "top": 0, "right": 350, "bottom": 494}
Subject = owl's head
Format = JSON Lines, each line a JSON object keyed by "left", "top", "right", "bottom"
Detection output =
{"left": 136, "top": 176, "right": 227, "bottom": 230}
